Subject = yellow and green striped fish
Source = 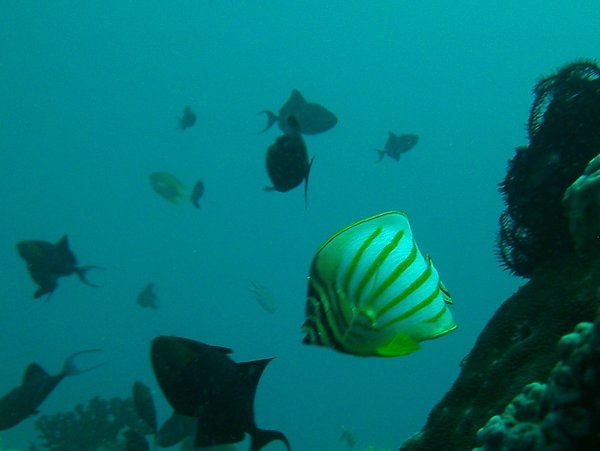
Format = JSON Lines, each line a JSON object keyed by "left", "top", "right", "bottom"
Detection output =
{"left": 302, "top": 211, "right": 457, "bottom": 357}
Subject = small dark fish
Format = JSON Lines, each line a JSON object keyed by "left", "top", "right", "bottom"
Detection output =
{"left": 124, "top": 428, "right": 150, "bottom": 451}
{"left": 17, "top": 235, "right": 102, "bottom": 300}
{"left": 156, "top": 411, "right": 196, "bottom": 448}
{"left": 151, "top": 336, "right": 290, "bottom": 451}
{"left": 0, "top": 350, "right": 102, "bottom": 431}
{"left": 376, "top": 132, "right": 419, "bottom": 162}
{"left": 179, "top": 106, "right": 196, "bottom": 131}
{"left": 265, "top": 116, "right": 314, "bottom": 207}
{"left": 190, "top": 179, "right": 205, "bottom": 209}
{"left": 137, "top": 283, "right": 158, "bottom": 310}
{"left": 259, "top": 89, "right": 337, "bottom": 135}
{"left": 133, "top": 381, "right": 157, "bottom": 434}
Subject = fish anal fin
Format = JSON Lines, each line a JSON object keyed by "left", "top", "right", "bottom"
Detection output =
{"left": 34, "top": 286, "right": 54, "bottom": 300}
{"left": 23, "top": 363, "right": 49, "bottom": 385}
{"left": 376, "top": 334, "right": 421, "bottom": 357}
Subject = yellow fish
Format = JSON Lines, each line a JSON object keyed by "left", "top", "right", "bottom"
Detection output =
{"left": 149, "top": 172, "right": 187, "bottom": 204}
{"left": 302, "top": 211, "right": 456, "bottom": 357}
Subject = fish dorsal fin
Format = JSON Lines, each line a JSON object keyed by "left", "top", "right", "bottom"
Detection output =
{"left": 208, "top": 344, "right": 233, "bottom": 354}
{"left": 56, "top": 235, "right": 70, "bottom": 252}
{"left": 23, "top": 363, "right": 49, "bottom": 385}
{"left": 439, "top": 279, "right": 453, "bottom": 305}
{"left": 290, "top": 89, "right": 306, "bottom": 105}
{"left": 426, "top": 253, "right": 453, "bottom": 304}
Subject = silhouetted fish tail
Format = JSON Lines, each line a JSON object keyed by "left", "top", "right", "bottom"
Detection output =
{"left": 62, "top": 349, "right": 103, "bottom": 377}
{"left": 375, "top": 149, "right": 385, "bottom": 162}
{"left": 258, "top": 110, "right": 278, "bottom": 133}
{"left": 75, "top": 265, "right": 104, "bottom": 287}
{"left": 304, "top": 156, "right": 315, "bottom": 209}
{"left": 249, "top": 427, "right": 291, "bottom": 451}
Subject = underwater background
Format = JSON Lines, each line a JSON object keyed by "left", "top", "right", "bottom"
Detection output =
{"left": 0, "top": 1, "right": 598, "bottom": 450}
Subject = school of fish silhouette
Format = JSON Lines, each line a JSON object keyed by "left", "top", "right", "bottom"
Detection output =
{"left": 0, "top": 89, "right": 432, "bottom": 450}
{"left": 8, "top": 58, "right": 600, "bottom": 451}
{"left": 7, "top": 88, "right": 433, "bottom": 451}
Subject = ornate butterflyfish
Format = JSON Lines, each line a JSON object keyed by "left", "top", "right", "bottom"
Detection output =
{"left": 302, "top": 210, "right": 456, "bottom": 357}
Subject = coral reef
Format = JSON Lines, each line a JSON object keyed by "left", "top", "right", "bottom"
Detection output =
{"left": 497, "top": 61, "right": 600, "bottom": 277}
{"left": 399, "top": 60, "right": 600, "bottom": 451}
{"left": 563, "top": 153, "right": 600, "bottom": 256}
{"left": 399, "top": 256, "right": 600, "bottom": 451}
{"left": 475, "top": 307, "right": 600, "bottom": 450}
{"left": 34, "top": 396, "right": 150, "bottom": 450}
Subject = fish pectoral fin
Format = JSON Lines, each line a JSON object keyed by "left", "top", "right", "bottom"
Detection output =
{"left": 376, "top": 334, "right": 421, "bottom": 357}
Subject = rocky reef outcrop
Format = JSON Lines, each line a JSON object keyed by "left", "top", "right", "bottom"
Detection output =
{"left": 475, "top": 307, "right": 600, "bottom": 450}
{"left": 399, "top": 61, "right": 600, "bottom": 451}
{"left": 400, "top": 257, "right": 600, "bottom": 451}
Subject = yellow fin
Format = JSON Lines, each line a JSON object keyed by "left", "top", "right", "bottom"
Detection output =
{"left": 376, "top": 334, "right": 421, "bottom": 357}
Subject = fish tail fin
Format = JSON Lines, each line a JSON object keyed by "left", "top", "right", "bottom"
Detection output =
{"left": 74, "top": 265, "right": 104, "bottom": 287}
{"left": 257, "top": 110, "right": 278, "bottom": 133}
{"left": 62, "top": 349, "right": 104, "bottom": 377}
{"left": 249, "top": 428, "right": 291, "bottom": 451}
{"left": 190, "top": 195, "right": 200, "bottom": 208}
{"left": 375, "top": 149, "right": 385, "bottom": 162}
{"left": 304, "top": 156, "right": 315, "bottom": 209}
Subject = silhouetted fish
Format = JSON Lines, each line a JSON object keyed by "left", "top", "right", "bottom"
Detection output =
{"left": 259, "top": 89, "right": 337, "bottom": 135}
{"left": 17, "top": 235, "right": 102, "bottom": 299}
{"left": 137, "top": 283, "right": 158, "bottom": 310}
{"left": 151, "top": 336, "right": 290, "bottom": 450}
{"left": 179, "top": 106, "right": 197, "bottom": 131}
{"left": 190, "top": 179, "right": 205, "bottom": 209}
{"left": 249, "top": 281, "right": 278, "bottom": 313}
{"left": 156, "top": 411, "right": 196, "bottom": 448}
{"left": 0, "top": 350, "right": 102, "bottom": 431}
{"left": 376, "top": 132, "right": 419, "bottom": 162}
{"left": 265, "top": 116, "right": 314, "bottom": 207}
{"left": 149, "top": 172, "right": 187, "bottom": 204}
{"left": 133, "top": 381, "right": 157, "bottom": 435}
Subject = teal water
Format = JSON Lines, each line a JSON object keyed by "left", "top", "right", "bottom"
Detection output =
{"left": 1, "top": 2, "right": 598, "bottom": 450}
